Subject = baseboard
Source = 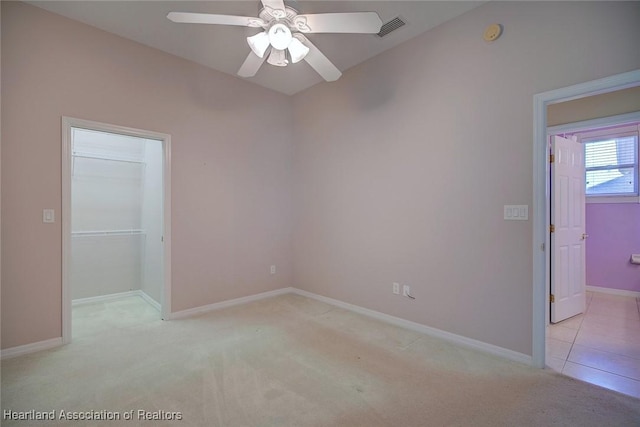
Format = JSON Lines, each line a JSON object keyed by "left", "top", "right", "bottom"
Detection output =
{"left": 2, "top": 288, "right": 291, "bottom": 359}
{"left": 7, "top": 286, "right": 532, "bottom": 365}
{"left": 168, "top": 287, "right": 294, "bottom": 320}
{"left": 587, "top": 285, "right": 640, "bottom": 298}
{"left": 72, "top": 290, "right": 140, "bottom": 306}
{"left": 72, "top": 290, "right": 162, "bottom": 310}
{"left": 138, "top": 290, "right": 161, "bottom": 311}
{"left": 1, "top": 337, "right": 63, "bottom": 360}
{"left": 291, "top": 288, "right": 533, "bottom": 366}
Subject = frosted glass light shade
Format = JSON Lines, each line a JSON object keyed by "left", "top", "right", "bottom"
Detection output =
{"left": 267, "top": 49, "right": 288, "bottom": 67}
{"left": 268, "top": 23, "right": 292, "bottom": 50}
{"left": 247, "top": 31, "right": 270, "bottom": 58}
{"left": 288, "top": 38, "right": 309, "bottom": 63}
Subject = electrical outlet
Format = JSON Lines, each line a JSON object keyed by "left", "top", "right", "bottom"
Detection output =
{"left": 392, "top": 282, "right": 400, "bottom": 295}
{"left": 270, "top": 265, "right": 276, "bottom": 275}
{"left": 402, "top": 285, "right": 410, "bottom": 297}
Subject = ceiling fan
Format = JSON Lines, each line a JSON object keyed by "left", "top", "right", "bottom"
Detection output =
{"left": 167, "top": 0, "right": 382, "bottom": 82}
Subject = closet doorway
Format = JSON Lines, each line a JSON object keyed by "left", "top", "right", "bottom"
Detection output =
{"left": 62, "top": 117, "right": 171, "bottom": 343}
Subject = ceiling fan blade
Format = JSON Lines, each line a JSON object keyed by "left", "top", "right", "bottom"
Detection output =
{"left": 294, "top": 12, "right": 382, "bottom": 34}
{"left": 167, "top": 12, "right": 264, "bottom": 28}
{"left": 294, "top": 35, "right": 341, "bottom": 82}
{"left": 238, "top": 50, "right": 268, "bottom": 78}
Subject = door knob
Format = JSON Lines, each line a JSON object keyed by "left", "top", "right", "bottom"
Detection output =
{"left": 581, "top": 233, "right": 589, "bottom": 240}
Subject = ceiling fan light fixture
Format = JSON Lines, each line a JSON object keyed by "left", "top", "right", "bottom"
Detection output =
{"left": 267, "top": 48, "right": 288, "bottom": 67}
{"left": 268, "top": 23, "right": 292, "bottom": 50}
{"left": 288, "top": 38, "right": 309, "bottom": 63}
{"left": 168, "top": 6, "right": 383, "bottom": 82}
{"left": 247, "top": 31, "right": 270, "bottom": 58}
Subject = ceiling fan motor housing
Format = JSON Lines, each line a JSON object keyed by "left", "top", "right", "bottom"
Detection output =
{"left": 259, "top": 6, "right": 293, "bottom": 25}
{"left": 254, "top": 6, "right": 308, "bottom": 66}
{"left": 258, "top": 6, "right": 310, "bottom": 33}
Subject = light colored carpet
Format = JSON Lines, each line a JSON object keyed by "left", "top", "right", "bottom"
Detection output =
{"left": 2, "top": 294, "right": 639, "bottom": 426}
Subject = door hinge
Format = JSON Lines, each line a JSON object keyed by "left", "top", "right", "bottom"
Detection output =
{"left": 550, "top": 294, "right": 555, "bottom": 303}
{"left": 549, "top": 153, "right": 555, "bottom": 163}
{"left": 549, "top": 224, "right": 555, "bottom": 233}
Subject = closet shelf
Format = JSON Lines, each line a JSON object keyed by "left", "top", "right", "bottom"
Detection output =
{"left": 72, "top": 152, "right": 146, "bottom": 164}
{"left": 72, "top": 229, "right": 146, "bottom": 237}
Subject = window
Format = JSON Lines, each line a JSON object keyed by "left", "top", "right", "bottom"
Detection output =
{"left": 582, "top": 129, "right": 639, "bottom": 197}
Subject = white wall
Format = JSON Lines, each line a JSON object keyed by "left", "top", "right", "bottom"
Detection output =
{"left": 70, "top": 128, "right": 146, "bottom": 299}
{"left": 291, "top": 1, "right": 640, "bottom": 356}
{"left": 71, "top": 235, "right": 143, "bottom": 299}
{"left": 71, "top": 129, "right": 145, "bottom": 231}
{"left": 141, "top": 139, "right": 163, "bottom": 304}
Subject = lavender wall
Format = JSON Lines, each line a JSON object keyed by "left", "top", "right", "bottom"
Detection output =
{"left": 291, "top": 1, "right": 640, "bottom": 356}
{"left": 1, "top": 2, "right": 294, "bottom": 349}
{"left": 586, "top": 203, "right": 640, "bottom": 292}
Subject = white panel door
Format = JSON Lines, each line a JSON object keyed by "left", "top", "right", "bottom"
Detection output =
{"left": 551, "top": 135, "right": 586, "bottom": 323}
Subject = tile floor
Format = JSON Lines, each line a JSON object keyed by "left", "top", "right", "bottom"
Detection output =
{"left": 546, "top": 291, "right": 640, "bottom": 399}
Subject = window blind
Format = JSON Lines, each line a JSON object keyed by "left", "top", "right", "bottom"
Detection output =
{"left": 584, "top": 133, "right": 638, "bottom": 196}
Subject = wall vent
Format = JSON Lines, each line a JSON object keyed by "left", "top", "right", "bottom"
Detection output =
{"left": 376, "top": 16, "right": 406, "bottom": 38}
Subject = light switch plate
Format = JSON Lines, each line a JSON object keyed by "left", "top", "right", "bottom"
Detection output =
{"left": 504, "top": 205, "right": 528, "bottom": 220}
{"left": 43, "top": 209, "right": 55, "bottom": 223}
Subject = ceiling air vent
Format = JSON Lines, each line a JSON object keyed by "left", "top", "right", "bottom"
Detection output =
{"left": 376, "top": 16, "right": 406, "bottom": 38}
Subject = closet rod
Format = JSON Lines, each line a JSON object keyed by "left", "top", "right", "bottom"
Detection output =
{"left": 72, "top": 153, "right": 145, "bottom": 164}
{"left": 72, "top": 229, "right": 146, "bottom": 237}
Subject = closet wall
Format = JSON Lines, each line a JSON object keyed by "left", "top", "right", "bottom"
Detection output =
{"left": 71, "top": 128, "right": 162, "bottom": 303}
{"left": 141, "top": 140, "right": 163, "bottom": 304}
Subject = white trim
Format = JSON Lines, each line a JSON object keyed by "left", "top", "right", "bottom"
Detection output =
{"left": 72, "top": 290, "right": 140, "bottom": 306}
{"left": 62, "top": 118, "right": 72, "bottom": 344}
{"left": 578, "top": 125, "right": 638, "bottom": 140}
{"left": 1, "top": 338, "right": 63, "bottom": 360}
{"left": 586, "top": 196, "right": 639, "bottom": 204}
{"left": 71, "top": 290, "right": 161, "bottom": 311}
{"left": 167, "top": 288, "right": 294, "bottom": 320}
{"left": 62, "top": 117, "right": 172, "bottom": 343}
{"left": 532, "top": 69, "right": 640, "bottom": 369}
{"left": 547, "top": 111, "right": 640, "bottom": 136}
{"left": 587, "top": 285, "right": 640, "bottom": 298}
{"left": 72, "top": 229, "right": 146, "bottom": 237}
{"left": 5, "top": 287, "right": 535, "bottom": 365}
{"left": 139, "top": 290, "right": 162, "bottom": 311}
{"left": 291, "top": 289, "right": 532, "bottom": 365}
{"left": 168, "top": 286, "right": 530, "bottom": 364}
{"left": 161, "top": 131, "right": 172, "bottom": 321}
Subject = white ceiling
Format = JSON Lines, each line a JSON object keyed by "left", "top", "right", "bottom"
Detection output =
{"left": 28, "top": 1, "right": 485, "bottom": 95}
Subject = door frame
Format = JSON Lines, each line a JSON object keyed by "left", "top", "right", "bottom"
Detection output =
{"left": 61, "top": 117, "right": 172, "bottom": 344}
{"left": 532, "top": 69, "right": 640, "bottom": 368}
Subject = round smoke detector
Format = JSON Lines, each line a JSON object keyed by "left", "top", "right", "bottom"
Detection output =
{"left": 483, "top": 24, "right": 503, "bottom": 42}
